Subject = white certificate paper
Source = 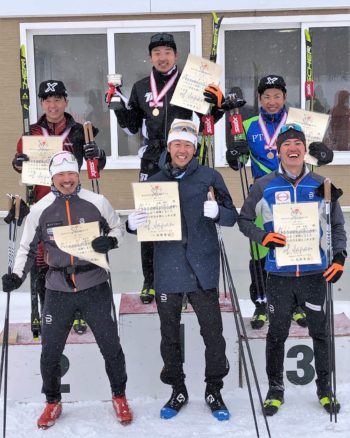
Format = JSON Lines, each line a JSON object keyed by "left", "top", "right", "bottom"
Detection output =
{"left": 273, "top": 202, "right": 321, "bottom": 267}
{"left": 132, "top": 182, "right": 181, "bottom": 242}
{"left": 170, "top": 54, "right": 222, "bottom": 114}
{"left": 22, "top": 136, "right": 62, "bottom": 186}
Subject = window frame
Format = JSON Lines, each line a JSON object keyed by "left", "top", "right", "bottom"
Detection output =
{"left": 20, "top": 19, "right": 202, "bottom": 169}
{"left": 215, "top": 14, "right": 350, "bottom": 167}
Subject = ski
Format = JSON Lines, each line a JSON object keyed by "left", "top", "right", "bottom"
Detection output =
{"left": 304, "top": 28, "right": 314, "bottom": 112}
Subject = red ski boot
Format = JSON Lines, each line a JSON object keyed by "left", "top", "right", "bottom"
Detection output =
{"left": 37, "top": 401, "right": 62, "bottom": 429}
{"left": 112, "top": 395, "right": 133, "bottom": 425}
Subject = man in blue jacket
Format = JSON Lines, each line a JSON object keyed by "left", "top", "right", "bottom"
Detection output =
{"left": 238, "top": 124, "right": 346, "bottom": 416}
{"left": 226, "top": 75, "right": 334, "bottom": 330}
{"left": 127, "top": 119, "right": 238, "bottom": 421}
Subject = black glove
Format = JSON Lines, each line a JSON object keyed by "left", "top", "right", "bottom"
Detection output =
{"left": 91, "top": 236, "right": 118, "bottom": 253}
{"left": 12, "top": 153, "right": 29, "bottom": 172}
{"left": 4, "top": 198, "right": 30, "bottom": 227}
{"left": 203, "top": 84, "right": 223, "bottom": 108}
{"left": 226, "top": 140, "right": 249, "bottom": 171}
{"left": 2, "top": 273, "right": 22, "bottom": 293}
{"left": 262, "top": 232, "right": 286, "bottom": 249}
{"left": 314, "top": 182, "right": 343, "bottom": 202}
{"left": 323, "top": 251, "right": 346, "bottom": 283}
{"left": 308, "top": 142, "right": 333, "bottom": 166}
{"left": 84, "top": 142, "right": 103, "bottom": 160}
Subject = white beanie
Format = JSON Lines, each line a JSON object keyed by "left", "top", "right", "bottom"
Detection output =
{"left": 49, "top": 151, "right": 79, "bottom": 177}
{"left": 167, "top": 119, "right": 198, "bottom": 149}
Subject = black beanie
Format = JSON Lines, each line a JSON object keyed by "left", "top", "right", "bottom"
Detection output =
{"left": 276, "top": 127, "right": 306, "bottom": 151}
{"left": 149, "top": 33, "right": 177, "bottom": 55}
{"left": 258, "top": 75, "right": 287, "bottom": 95}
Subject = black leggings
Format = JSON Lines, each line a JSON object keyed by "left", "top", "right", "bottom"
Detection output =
{"left": 40, "top": 282, "right": 127, "bottom": 402}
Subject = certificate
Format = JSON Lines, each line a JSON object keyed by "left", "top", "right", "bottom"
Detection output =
{"left": 273, "top": 202, "right": 321, "bottom": 267}
{"left": 52, "top": 221, "right": 109, "bottom": 270}
{"left": 132, "top": 182, "right": 181, "bottom": 242}
{"left": 22, "top": 136, "right": 62, "bottom": 186}
{"left": 286, "top": 107, "right": 330, "bottom": 165}
{"left": 170, "top": 53, "right": 222, "bottom": 114}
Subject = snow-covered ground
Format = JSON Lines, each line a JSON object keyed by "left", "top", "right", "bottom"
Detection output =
{"left": 1, "top": 293, "right": 350, "bottom": 438}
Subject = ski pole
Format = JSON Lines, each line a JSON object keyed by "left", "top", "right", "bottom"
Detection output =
{"left": 1, "top": 196, "right": 20, "bottom": 438}
{"left": 324, "top": 178, "right": 337, "bottom": 422}
{"left": 83, "top": 121, "right": 100, "bottom": 194}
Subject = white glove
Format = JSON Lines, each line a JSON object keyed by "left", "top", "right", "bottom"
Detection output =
{"left": 203, "top": 192, "right": 219, "bottom": 219}
{"left": 128, "top": 211, "right": 148, "bottom": 231}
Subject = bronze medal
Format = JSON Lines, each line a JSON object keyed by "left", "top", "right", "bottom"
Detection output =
{"left": 152, "top": 108, "right": 160, "bottom": 117}
{"left": 267, "top": 151, "right": 274, "bottom": 159}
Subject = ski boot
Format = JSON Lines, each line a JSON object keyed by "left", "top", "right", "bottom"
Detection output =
{"left": 317, "top": 385, "right": 340, "bottom": 414}
{"left": 292, "top": 305, "right": 307, "bottom": 328}
{"left": 160, "top": 383, "right": 188, "bottom": 419}
{"left": 73, "top": 310, "right": 88, "bottom": 335}
{"left": 250, "top": 303, "right": 268, "bottom": 329}
{"left": 37, "top": 401, "right": 62, "bottom": 429}
{"left": 263, "top": 387, "right": 284, "bottom": 416}
{"left": 140, "top": 282, "right": 155, "bottom": 304}
{"left": 205, "top": 384, "right": 230, "bottom": 421}
{"left": 112, "top": 395, "right": 133, "bottom": 424}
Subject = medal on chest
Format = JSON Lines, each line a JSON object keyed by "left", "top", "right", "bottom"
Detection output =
{"left": 267, "top": 150, "right": 274, "bottom": 159}
{"left": 152, "top": 108, "right": 160, "bottom": 117}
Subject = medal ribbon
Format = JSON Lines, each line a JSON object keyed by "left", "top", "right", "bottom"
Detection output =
{"left": 41, "top": 127, "right": 72, "bottom": 149}
{"left": 149, "top": 70, "right": 179, "bottom": 108}
{"left": 258, "top": 112, "right": 287, "bottom": 151}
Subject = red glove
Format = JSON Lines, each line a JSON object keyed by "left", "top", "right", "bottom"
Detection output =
{"left": 262, "top": 232, "right": 286, "bottom": 249}
{"left": 203, "top": 84, "right": 223, "bottom": 108}
{"left": 323, "top": 252, "right": 346, "bottom": 283}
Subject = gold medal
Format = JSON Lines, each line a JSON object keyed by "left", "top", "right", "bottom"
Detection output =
{"left": 267, "top": 151, "right": 274, "bottom": 159}
{"left": 152, "top": 108, "right": 160, "bottom": 117}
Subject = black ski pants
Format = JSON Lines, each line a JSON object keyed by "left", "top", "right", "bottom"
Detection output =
{"left": 156, "top": 288, "right": 229, "bottom": 389}
{"left": 265, "top": 273, "right": 329, "bottom": 390}
{"left": 249, "top": 256, "right": 267, "bottom": 305}
{"left": 40, "top": 282, "right": 127, "bottom": 402}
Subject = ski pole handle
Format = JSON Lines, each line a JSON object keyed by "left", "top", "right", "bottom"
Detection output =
{"left": 15, "top": 196, "right": 21, "bottom": 221}
{"left": 324, "top": 178, "right": 331, "bottom": 203}
{"left": 83, "top": 121, "right": 100, "bottom": 180}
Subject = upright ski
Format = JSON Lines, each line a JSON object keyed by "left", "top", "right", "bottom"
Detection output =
{"left": 304, "top": 28, "right": 314, "bottom": 112}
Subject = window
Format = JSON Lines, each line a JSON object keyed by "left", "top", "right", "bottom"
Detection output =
{"left": 216, "top": 15, "right": 350, "bottom": 166}
{"left": 21, "top": 20, "right": 201, "bottom": 169}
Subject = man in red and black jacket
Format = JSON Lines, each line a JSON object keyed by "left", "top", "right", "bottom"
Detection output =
{"left": 12, "top": 79, "right": 106, "bottom": 334}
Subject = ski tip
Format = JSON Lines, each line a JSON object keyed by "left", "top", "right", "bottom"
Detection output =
{"left": 212, "top": 409, "right": 230, "bottom": 421}
{"left": 160, "top": 407, "right": 178, "bottom": 420}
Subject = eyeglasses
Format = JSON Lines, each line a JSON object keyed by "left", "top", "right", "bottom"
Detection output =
{"left": 49, "top": 152, "right": 77, "bottom": 168}
{"left": 150, "top": 33, "right": 174, "bottom": 44}
{"left": 280, "top": 123, "right": 303, "bottom": 134}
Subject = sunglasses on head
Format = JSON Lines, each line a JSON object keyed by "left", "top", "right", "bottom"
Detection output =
{"left": 150, "top": 33, "right": 174, "bottom": 43}
{"left": 49, "top": 152, "right": 77, "bottom": 167}
{"left": 279, "top": 123, "right": 303, "bottom": 134}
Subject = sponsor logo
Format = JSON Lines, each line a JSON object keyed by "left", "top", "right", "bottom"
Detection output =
{"left": 266, "top": 76, "right": 278, "bottom": 85}
{"left": 268, "top": 304, "right": 274, "bottom": 314}
{"left": 160, "top": 293, "right": 167, "bottom": 302}
{"left": 275, "top": 191, "right": 291, "bottom": 204}
{"left": 145, "top": 92, "right": 153, "bottom": 103}
{"left": 45, "top": 82, "right": 58, "bottom": 93}
{"left": 44, "top": 314, "right": 53, "bottom": 324}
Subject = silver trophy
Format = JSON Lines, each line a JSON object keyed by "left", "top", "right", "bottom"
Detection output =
{"left": 106, "top": 73, "right": 123, "bottom": 110}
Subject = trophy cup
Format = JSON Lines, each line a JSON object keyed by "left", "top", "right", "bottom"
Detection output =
{"left": 106, "top": 73, "right": 123, "bottom": 110}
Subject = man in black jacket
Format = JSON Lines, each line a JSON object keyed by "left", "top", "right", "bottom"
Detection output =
{"left": 113, "top": 33, "right": 224, "bottom": 304}
{"left": 127, "top": 119, "right": 238, "bottom": 421}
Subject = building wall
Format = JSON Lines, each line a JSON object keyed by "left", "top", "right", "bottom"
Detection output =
{"left": 0, "top": 10, "right": 349, "bottom": 210}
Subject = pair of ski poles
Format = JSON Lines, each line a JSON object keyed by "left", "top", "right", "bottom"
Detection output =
{"left": 0, "top": 195, "right": 21, "bottom": 438}
{"left": 200, "top": 97, "right": 271, "bottom": 438}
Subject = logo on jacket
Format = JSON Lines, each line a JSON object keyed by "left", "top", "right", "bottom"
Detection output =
{"left": 275, "top": 191, "right": 291, "bottom": 204}
{"left": 44, "top": 314, "right": 53, "bottom": 324}
{"left": 145, "top": 92, "right": 153, "bottom": 103}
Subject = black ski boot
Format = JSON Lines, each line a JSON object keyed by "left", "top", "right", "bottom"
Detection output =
{"left": 263, "top": 387, "right": 284, "bottom": 416}
{"left": 160, "top": 384, "right": 188, "bottom": 419}
{"left": 250, "top": 303, "right": 268, "bottom": 329}
{"left": 205, "top": 384, "right": 230, "bottom": 421}
{"left": 317, "top": 384, "right": 340, "bottom": 414}
{"left": 292, "top": 305, "right": 307, "bottom": 328}
{"left": 140, "top": 282, "right": 155, "bottom": 304}
{"left": 73, "top": 311, "right": 87, "bottom": 335}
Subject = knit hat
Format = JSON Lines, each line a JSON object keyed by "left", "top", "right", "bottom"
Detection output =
{"left": 149, "top": 33, "right": 177, "bottom": 55}
{"left": 258, "top": 75, "right": 287, "bottom": 95}
{"left": 167, "top": 119, "right": 198, "bottom": 149}
{"left": 49, "top": 151, "right": 79, "bottom": 177}
{"left": 276, "top": 124, "right": 306, "bottom": 151}
{"left": 38, "top": 80, "right": 67, "bottom": 99}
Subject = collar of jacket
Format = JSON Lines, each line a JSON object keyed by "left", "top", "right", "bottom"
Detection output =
{"left": 51, "top": 183, "right": 81, "bottom": 199}
{"left": 152, "top": 65, "right": 178, "bottom": 84}
{"left": 162, "top": 157, "right": 199, "bottom": 179}
{"left": 260, "top": 106, "right": 287, "bottom": 124}
{"left": 38, "top": 112, "right": 76, "bottom": 132}
{"left": 278, "top": 163, "right": 309, "bottom": 185}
